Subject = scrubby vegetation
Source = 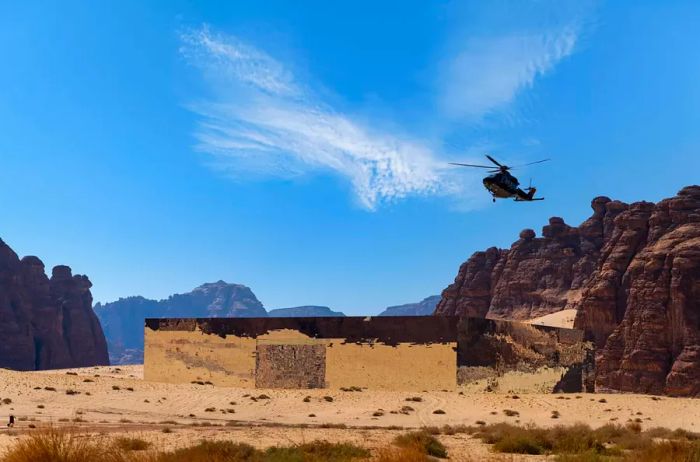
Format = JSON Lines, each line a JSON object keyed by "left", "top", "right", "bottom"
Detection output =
{"left": 5, "top": 423, "right": 700, "bottom": 462}
{"left": 464, "top": 421, "right": 700, "bottom": 460}
{"left": 0, "top": 429, "right": 373, "bottom": 462}
{"left": 393, "top": 431, "right": 448, "bottom": 458}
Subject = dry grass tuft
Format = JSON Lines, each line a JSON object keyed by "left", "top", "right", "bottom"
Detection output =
{"left": 374, "top": 446, "right": 432, "bottom": 462}
{"left": 2, "top": 428, "right": 106, "bottom": 462}
{"left": 394, "top": 431, "right": 447, "bottom": 459}
{"left": 114, "top": 437, "right": 151, "bottom": 452}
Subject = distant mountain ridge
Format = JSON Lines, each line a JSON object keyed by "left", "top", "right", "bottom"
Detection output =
{"left": 267, "top": 306, "right": 345, "bottom": 317}
{"left": 378, "top": 295, "right": 440, "bottom": 316}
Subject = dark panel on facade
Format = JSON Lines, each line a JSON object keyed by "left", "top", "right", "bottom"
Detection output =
{"left": 255, "top": 344, "right": 326, "bottom": 389}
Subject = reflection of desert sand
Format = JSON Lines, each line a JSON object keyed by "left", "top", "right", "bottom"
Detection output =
{"left": 526, "top": 309, "right": 578, "bottom": 329}
{"left": 145, "top": 328, "right": 458, "bottom": 391}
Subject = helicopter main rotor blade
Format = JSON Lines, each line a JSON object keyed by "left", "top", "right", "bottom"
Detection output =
{"left": 512, "top": 158, "right": 551, "bottom": 168}
{"left": 448, "top": 162, "right": 494, "bottom": 169}
{"left": 485, "top": 154, "right": 506, "bottom": 168}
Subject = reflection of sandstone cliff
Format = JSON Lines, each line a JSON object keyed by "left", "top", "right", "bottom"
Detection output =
{"left": 435, "top": 186, "right": 700, "bottom": 396}
{"left": 0, "top": 238, "right": 109, "bottom": 370}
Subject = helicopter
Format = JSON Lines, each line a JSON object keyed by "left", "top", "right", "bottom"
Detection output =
{"left": 450, "top": 155, "right": 550, "bottom": 202}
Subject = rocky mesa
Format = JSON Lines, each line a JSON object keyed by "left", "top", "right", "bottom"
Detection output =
{"left": 0, "top": 238, "right": 109, "bottom": 370}
{"left": 435, "top": 186, "right": 700, "bottom": 396}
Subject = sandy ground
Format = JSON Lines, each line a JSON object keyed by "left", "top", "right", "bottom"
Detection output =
{"left": 525, "top": 309, "right": 577, "bottom": 329}
{"left": 0, "top": 365, "right": 699, "bottom": 460}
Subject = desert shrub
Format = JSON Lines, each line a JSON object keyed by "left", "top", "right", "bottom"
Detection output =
{"left": 624, "top": 440, "right": 700, "bottom": 462}
{"left": 153, "top": 440, "right": 368, "bottom": 462}
{"left": 155, "top": 440, "right": 260, "bottom": 462}
{"left": 264, "top": 441, "right": 369, "bottom": 462}
{"left": 471, "top": 422, "right": 688, "bottom": 458}
{"left": 318, "top": 423, "right": 347, "bottom": 429}
{"left": 473, "top": 423, "right": 609, "bottom": 456}
{"left": 394, "top": 431, "right": 447, "bottom": 458}
{"left": 114, "top": 437, "right": 151, "bottom": 451}
{"left": 494, "top": 435, "right": 546, "bottom": 455}
{"left": 374, "top": 445, "right": 430, "bottom": 462}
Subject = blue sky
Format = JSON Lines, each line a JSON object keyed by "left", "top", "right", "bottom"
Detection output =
{"left": 2, "top": 1, "right": 699, "bottom": 314}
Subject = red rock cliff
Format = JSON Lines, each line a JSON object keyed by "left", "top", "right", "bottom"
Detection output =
{"left": 436, "top": 195, "right": 627, "bottom": 320}
{"left": 0, "top": 238, "right": 109, "bottom": 370}
{"left": 435, "top": 186, "right": 700, "bottom": 396}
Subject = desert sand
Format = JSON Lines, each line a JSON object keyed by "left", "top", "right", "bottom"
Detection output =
{"left": 0, "top": 365, "right": 698, "bottom": 460}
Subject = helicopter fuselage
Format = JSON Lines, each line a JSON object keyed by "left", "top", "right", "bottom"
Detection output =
{"left": 483, "top": 172, "right": 520, "bottom": 198}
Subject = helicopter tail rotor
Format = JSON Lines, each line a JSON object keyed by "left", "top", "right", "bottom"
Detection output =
{"left": 526, "top": 186, "right": 537, "bottom": 200}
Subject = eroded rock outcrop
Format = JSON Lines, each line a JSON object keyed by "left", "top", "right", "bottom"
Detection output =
{"left": 435, "top": 197, "right": 627, "bottom": 320}
{"left": 435, "top": 186, "right": 700, "bottom": 396}
{"left": 583, "top": 186, "right": 700, "bottom": 395}
{"left": 0, "top": 239, "right": 109, "bottom": 370}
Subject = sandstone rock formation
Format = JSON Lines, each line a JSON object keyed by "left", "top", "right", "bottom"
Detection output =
{"left": 0, "top": 239, "right": 109, "bottom": 370}
{"left": 435, "top": 186, "right": 700, "bottom": 396}
{"left": 435, "top": 199, "right": 627, "bottom": 320}
{"left": 584, "top": 186, "right": 700, "bottom": 396}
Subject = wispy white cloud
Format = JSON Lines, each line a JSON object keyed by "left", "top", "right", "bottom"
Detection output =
{"left": 180, "top": 16, "right": 584, "bottom": 210}
{"left": 440, "top": 26, "right": 578, "bottom": 119}
{"left": 180, "top": 27, "right": 452, "bottom": 210}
